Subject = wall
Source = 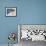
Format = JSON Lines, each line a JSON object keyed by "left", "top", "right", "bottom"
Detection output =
{"left": 0, "top": 0, "right": 46, "bottom": 44}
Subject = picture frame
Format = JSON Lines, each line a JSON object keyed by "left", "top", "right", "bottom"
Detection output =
{"left": 5, "top": 7, "right": 16, "bottom": 17}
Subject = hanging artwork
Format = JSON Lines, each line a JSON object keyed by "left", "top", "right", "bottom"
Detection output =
{"left": 6, "top": 7, "right": 16, "bottom": 16}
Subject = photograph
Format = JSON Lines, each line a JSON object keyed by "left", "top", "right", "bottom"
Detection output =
{"left": 6, "top": 7, "right": 16, "bottom": 16}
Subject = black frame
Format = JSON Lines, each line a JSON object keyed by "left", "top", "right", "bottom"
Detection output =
{"left": 5, "top": 7, "right": 17, "bottom": 17}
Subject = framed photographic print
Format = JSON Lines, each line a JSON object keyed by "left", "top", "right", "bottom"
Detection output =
{"left": 6, "top": 7, "right": 16, "bottom": 16}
